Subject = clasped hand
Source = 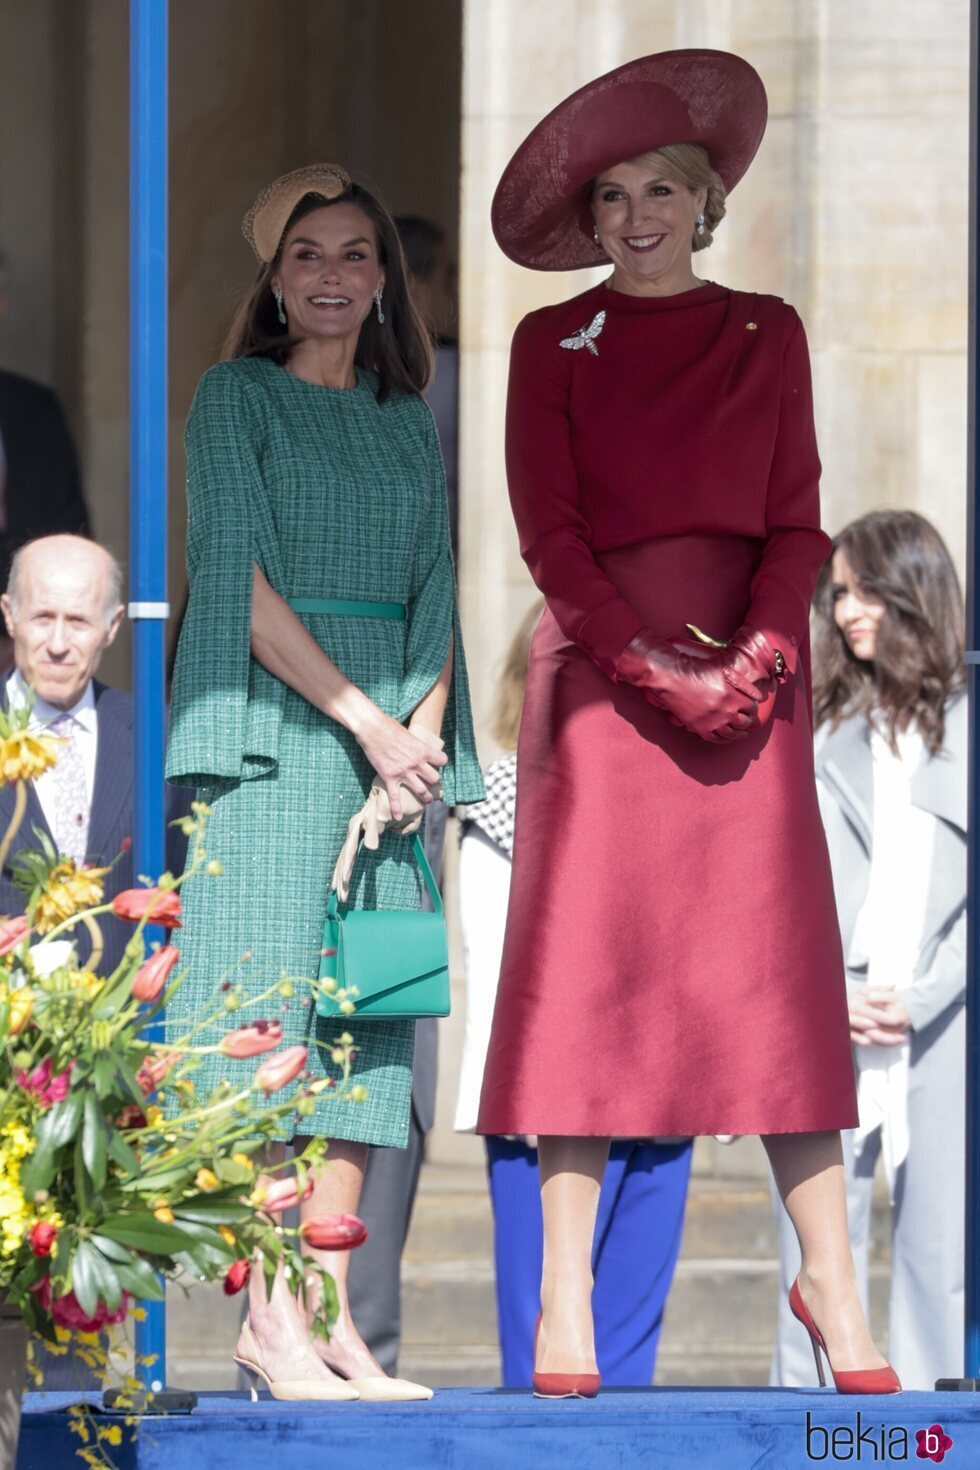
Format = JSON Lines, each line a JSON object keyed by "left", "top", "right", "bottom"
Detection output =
{"left": 848, "top": 989, "right": 913, "bottom": 1048}
{"left": 333, "top": 720, "right": 446, "bottom": 901}
{"left": 615, "top": 626, "right": 778, "bottom": 743}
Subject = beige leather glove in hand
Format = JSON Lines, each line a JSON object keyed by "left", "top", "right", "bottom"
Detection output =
{"left": 330, "top": 727, "right": 445, "bottom": 902}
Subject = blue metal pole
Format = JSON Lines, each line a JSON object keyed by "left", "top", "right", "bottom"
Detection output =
{"left": 129, "top": 0, "right": 169, "bottom": 1392}
{"left": 965, "top": 0, "right": 980, "bottom": 1385}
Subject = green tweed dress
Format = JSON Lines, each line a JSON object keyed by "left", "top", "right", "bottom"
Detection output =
{"left": 165, "top": 356, "right": 484, "bottom": 1146}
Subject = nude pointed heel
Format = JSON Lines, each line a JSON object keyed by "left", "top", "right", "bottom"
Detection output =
{"left": 345, "top": 1376, "right": 434, "bottom": 1402}
{"left": 233, "top": 1322, "right": 360, "bottom": 1402}
{"left": 788, "top": 1277, "right": 901, "bottom": 1395}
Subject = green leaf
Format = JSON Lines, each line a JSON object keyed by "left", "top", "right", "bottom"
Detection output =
{"left": 73, "top": 1136, "right": 92, "bottom": 1219}
{"left": 36, "top": 1091, "right": 84, "bottom": 1150}
{"left": 88, "top": 1233, "right": 135, "bottom": 1265}
{"left": 112, "top": 1261, "right": 165, "bottom": 1301}
{"left": 82, "top": 1092, "right": 108, "bottom": 1192}
{"left": 70, "top": 1240, "right": 101, "bottom": 1319}
{"left": 19, "top": 1137, "right": 58, "bottom": 1199}
{"left": 172, "top": 1201, "right": 251, "bottom": 1225}
{"left": 119, "top": 1166, "right": 192, "bottom": 1194}
{"left": 99, "top": 1213, "right": 198, "bottom": 1254}
{"left": 116, "top": 1059, "right": 149, "bottom": 1110}
{"left": 107, "top": 1130, "right": 141, "bottom": 1177}
{"left": 93, "top": 1057, "right": 116, "bottom": 1099}
{"left": 84, "top": 1245, "right": 122, "bottom": 1312}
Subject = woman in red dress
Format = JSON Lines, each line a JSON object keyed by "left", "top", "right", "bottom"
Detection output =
{"left": 477, "top": 50, "right": 900, "bottom": 1396}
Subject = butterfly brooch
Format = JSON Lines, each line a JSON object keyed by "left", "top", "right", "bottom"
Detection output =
{"left": 559, "top": 309, "right": 606, "bottom": 357}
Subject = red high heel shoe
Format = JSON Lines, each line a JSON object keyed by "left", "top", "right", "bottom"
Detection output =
{"left": 789, "top": 1278, "right": 901, "bottom": 1394}
{"left": 531, "top": 1313, "right": 601, "bottom": 1400}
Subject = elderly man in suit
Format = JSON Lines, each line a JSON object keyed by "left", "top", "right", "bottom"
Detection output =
{"left": 0, "top": 534, "right": 184, "bottom": 974}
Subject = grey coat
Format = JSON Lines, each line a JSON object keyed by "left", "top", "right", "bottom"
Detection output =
{"left": 815, "top": 691, "right": 966, "bottom": 1037}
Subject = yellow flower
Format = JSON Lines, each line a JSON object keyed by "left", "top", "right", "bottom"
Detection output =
{"left": 195, "top": 1168, "right": 219, "bottom": 1193}
{"left": 131, "top": 1307, "right": 147, "bottom": 1323}
{"left": 144, "top": 1105, "right": 163, "bottom": 1127}
{"left": 0, "top": 729, "right": 61, "bottom": 784}
{"left": 152, "top": 1202, "right": 175, "bottom": 1224}
{"left": 97, "top": 1425, "right": 123, "bottom": 1447}
{"left": 0, "top": 1122, "right": 35, "bottom": 1256}
{"left": 7, "top": 987, "right": 33, "bottom": 1034}
{"left": 231, "top": 1153, "right": 254, "bottom": 1172}
{"left": 349, "top": 1084, "right": 368, "bottom": 1102}
{"left": 248, "top": 1186, "right": 266, "bottom": 1207}
{"left": 33, "top": 863, "right": 107, "bottom": 935}
{"left": 217, "top": 1226, "right": 237, "bottom": 1249}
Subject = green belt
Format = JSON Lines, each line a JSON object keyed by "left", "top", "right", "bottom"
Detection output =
{"left": 287, "top": 597, "right": 406, "bottom": 621}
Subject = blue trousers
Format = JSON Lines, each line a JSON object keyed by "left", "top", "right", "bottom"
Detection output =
{"left": 485, "top": 1137, "right": 693, "bottom": 1387}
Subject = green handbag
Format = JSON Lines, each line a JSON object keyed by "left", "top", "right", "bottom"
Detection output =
{"left": 316, "top": 835, "right": 450, "bottom": 1021}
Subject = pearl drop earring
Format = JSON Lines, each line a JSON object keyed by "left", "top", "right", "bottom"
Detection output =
{"left": 273, "top": 285, "right": 286, "bottom": 325}
{"left": 695, "top": 212, "right": 706, "bottom": 237}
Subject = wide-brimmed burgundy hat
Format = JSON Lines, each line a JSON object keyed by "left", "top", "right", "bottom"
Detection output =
{"left": 491, "top": 49, "right": 767, "bottom": 272}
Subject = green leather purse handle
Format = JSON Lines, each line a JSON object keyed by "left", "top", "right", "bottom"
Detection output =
{"left": 327, "top": 833, "right": 443, "bottom": 920}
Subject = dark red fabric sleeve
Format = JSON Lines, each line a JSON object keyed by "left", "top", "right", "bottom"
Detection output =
{"left": 505, "top": 311, "right": 645, "bottom": 677}
{"left": 744, "top": 310, "right": 830, "bottom": 675}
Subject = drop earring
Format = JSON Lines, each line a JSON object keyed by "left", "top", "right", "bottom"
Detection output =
{"left": 374, "top": 288, "right": 385, "bottom": 325}
{"left": 593, "top": 225, "right": 602, "bottom": 247}
{"left": 273, "top": 285, "right": 286, "bottom": 325}
{"left": 695, "top": 212, "right": 706, "bottom": 237}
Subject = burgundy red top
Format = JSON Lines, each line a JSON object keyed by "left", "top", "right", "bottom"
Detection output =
{"left": 504, "top": 279, "right": 828, "bottom": 677}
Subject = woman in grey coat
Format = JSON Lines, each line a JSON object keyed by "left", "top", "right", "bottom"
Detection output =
{"left": 773, "top": 510, "right": 966, "bottom": 1391}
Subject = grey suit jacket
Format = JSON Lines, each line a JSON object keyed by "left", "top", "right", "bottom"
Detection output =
{"left": 814, "top": 692, "right": 966, "bottom": 1038}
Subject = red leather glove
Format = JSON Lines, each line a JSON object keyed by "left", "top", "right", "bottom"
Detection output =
{"left": 614, "top": 626, "right": 781, "bottom": 743}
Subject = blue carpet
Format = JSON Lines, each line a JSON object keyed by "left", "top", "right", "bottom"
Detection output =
{"left": 17, "top": 1387, "right": 980, "bottom": 1468}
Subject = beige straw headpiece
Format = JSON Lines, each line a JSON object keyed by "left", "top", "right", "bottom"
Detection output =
{"left": 242, "top": 163, "right": 352, "bottom": 263}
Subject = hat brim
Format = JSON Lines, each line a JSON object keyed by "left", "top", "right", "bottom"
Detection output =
{"left": 491, "top": 49, "right": 767, "bottom": 272}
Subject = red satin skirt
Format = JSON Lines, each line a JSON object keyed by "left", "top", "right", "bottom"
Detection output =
{"left": 477, "top": 535, "right": 858, "bottom": 1137}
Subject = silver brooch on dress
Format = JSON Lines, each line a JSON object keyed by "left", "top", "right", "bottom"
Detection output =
{"left": 559, "top": 310, "right": 606, "bottom": 357}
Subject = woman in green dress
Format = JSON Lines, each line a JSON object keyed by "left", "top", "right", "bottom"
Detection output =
{"left": 166, "top": 163, "right": 483, "bottom": 1400}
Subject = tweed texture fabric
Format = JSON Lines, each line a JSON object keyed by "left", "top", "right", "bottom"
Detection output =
{"left": 166, "top": 356, "right": 484, "bottom": 1145}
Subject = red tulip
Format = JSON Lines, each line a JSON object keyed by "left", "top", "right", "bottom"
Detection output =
{"left": 299, "top": 1214, "right": 368, "bottom": 1251}
{"left": 34, "top": 1277, "right": 129, "bottom": 1331}
{"left": 131, "top": 945, "right": 180, "bottom": 1002}
{"left": 0, "top": 915, "right": 30, "bottom": 955}
{"left": 112, "top": 887, "right": 183, "bottom": 929}
{"left": 137, "top": 1051, "right": 180, "bottom": 1095}
{"left": 223, "top": 1259, "right": 250, "bottom": 1296}
{"left": 29, "top": 1222, "right": 58, "bottom": 1258}
{"left": 259, "top": 1174, "right": 315, "bottom": 1214}
{"left": 253, "top": 1045, "right": 307, "bottom": 1093}
{"left": 16, "top": 1057, "right": 73, "bottom": 1109}
{"left": 221, "top": 1020, "right": 283, "bottom": 1058}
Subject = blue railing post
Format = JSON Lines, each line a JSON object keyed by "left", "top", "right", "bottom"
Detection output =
{"left": 129, "top": 0, "right": 169, "bottom": 1392}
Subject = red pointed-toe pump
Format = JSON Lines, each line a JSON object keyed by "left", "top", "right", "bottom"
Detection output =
{"left": 789, "top": 1278, "right": 901, "bottom": 1394}
{"left": 531, "top": 1314, "right": 601, "bottom": 1400}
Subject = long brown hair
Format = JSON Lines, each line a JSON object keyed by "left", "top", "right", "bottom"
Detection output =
{"left": 221, "top": 185, "right": 432, "bottom": 403}
{"left": 813, "top": 509, "right": 964, "bottom": 753}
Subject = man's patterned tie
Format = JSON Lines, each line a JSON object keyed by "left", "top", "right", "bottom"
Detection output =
{"left": 48, "top": 713, "right": 89, "bottom": 864}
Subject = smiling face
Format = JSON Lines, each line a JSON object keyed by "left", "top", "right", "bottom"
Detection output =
{"left": 271, "top": 202, "right": 384, "bottom": 346}
{"left": 831, "top": 549, "right": 886, "bottom": 662}
{"left": 592, "top": 158, "right": 706, "bottom": 295}
{"left": 1, "top": 537, "right": 124, "bottom": 710}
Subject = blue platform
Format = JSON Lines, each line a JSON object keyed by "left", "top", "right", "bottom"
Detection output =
{"left": 16, "top": 1388, "right": 980, "bottom": 1468}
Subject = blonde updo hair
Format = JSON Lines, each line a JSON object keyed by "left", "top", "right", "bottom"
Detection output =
{"left": 626, "top": 143, "right": 727, "bottom": 252}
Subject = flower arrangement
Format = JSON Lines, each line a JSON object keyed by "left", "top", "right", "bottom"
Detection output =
{"left": 0, "top": 701, "right": 363, "bottom": 1466}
